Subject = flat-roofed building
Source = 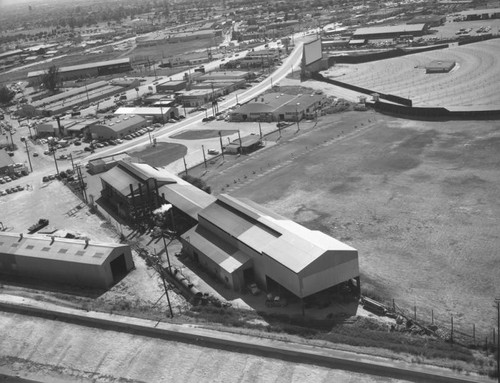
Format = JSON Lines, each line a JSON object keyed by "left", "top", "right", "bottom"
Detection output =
{"left": 114, "top": 106, "right": 179, "bottom": 121}
{"left": 179, "top": 88, "right": 224, "bottom": 107}
{"left": 156, "top": 80, "right": 187, "bottom": 93}
{"left": 240, "top": 49, "right": 280, "bottom": 67}
{"left": 89, "top": 115, "right": 147, "bottom": 140}
{"left": 0, "top": 232, "right": 134, "bottom": 289}
{"left": 230, "top": 92, "right": 325, "bottom": 122}
{"left": 352, "top": 24, "right": 427, "bottom": 40}
{"left": 27, "top": 58, "right": 132, "bottom": 82}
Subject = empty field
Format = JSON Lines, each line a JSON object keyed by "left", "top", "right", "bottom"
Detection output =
{"left": 196, "top": 111, "right": 500, "bottom": 334}
{"left": 323, "top": 39, "right": 500, "bottom": 108}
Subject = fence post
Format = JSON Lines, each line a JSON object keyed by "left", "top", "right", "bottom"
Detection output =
{"left": 431, "top": 309, "right": 434, "bottom": 325}
{"left": 414, "top": 305, "right": 417, "bottom": 320}
{"left": 392, "top": 298, "right": 395, "bottom": 312}
{"left": 451, "top": 315, "right": 454, "bottom": 344}
{"left": 473, "top": 323, "right": 475, "bottom": 345}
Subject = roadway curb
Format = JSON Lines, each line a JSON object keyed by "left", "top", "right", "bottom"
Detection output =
{"left": 0, "top": 295, "right": 491, "bottom": 383}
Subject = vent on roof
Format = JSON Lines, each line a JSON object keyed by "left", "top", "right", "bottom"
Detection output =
{"left": 93, "top": 252, "right": 104, "bottom": 258}
{"left": 26, "top": 245, "right": 34, "bottom": 250}
{"left": 58, "top": 248, "right": 68, "bottom": 254}
{"left": 75, "top": 250, "right": 85, "bottom": 256}
{"left": 41, "top": 247, "right": 50, "bottom": 252}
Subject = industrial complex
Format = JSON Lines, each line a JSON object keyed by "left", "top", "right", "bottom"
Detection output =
{"left": 98, "top": 161, "right": 360, "bottom": 299}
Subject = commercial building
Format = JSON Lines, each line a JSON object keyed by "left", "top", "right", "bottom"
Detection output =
{"left": 198, "top": 71, "right": 250, "bottom": 82}
{"left": 230, "top": 92, "right": 325, "bottom": 122}
{"left": 407, "top": 15, "right": 446, "bottom": 28}
{"left": 0, "top": 232, "right": 134, "bottom": 289}
{"left": 114, "top": 106, "right": 179, "bottom": 121}
{"left": 352, "top": 24, "right": 427, "bottom": 40}
{"left": 156, "top": 80, "right": 187, "bottom": 93}
{"left": 458, "top": 8, "right": 500, "bottom": 20}
{"left": 240, "top": 49, "right": 280, "bottom": 67}
{"left": 27, "top": 58, "right": 132, "bottom": 82}
{"left": 224, "top": 134, "right": 263, "bottom": 154}
{"left": 88, "top": 115, "right": 147, "bottom": 140}
{"left": 178, "top": 89, "right": 224, "bottom": 107}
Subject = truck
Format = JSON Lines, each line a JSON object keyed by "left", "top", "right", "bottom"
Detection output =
{"left": 28, "top": 218, "right": 49, "bottom": 234}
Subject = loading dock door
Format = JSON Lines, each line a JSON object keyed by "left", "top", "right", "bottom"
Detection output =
{"left": 110, "top": 253, "right": 128, "bottom": 282}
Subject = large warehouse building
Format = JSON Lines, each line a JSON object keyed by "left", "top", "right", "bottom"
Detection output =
{"left": 0, "top": 232, "right": 134, "bottom": 289}
{"left": 352, "top": 24, "right": 427, "bottom": 40}
{"left": 181, "top": 194, "right": 359, "bottom": 298}
{"left": 27, "top": 58, "right": 132, "bottom": 82}
{"left": 98, "top": 161, "right": 360, "bottom": 300}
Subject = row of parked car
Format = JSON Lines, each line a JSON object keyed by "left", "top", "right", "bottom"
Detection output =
{"left": 122, "top": 126, "right": 155, "bottom": 141}
{"left": 0, "top": 184, "right": 25, "bottom": 196}
{"left": 0, "top": 170, "right": 29, "bottom": 184}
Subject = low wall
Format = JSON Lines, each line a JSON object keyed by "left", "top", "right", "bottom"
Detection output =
{"left": 371, "top": 101, "right": 500, "bottom": 120}
{"left": 311, "top": 72, "right": 412, "bottom": 107}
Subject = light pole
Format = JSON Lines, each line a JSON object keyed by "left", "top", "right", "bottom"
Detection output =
{"left": 23, "top": 139, "right": 33, "bottom": 172}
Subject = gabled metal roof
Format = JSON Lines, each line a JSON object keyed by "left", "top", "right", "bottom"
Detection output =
{"left": 0, "top": 232, "right": 127, "bottom": 266}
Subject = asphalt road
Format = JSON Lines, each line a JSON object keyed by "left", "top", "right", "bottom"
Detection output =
{"left": 84, "top": 41, "right": 305, "bottom": 163}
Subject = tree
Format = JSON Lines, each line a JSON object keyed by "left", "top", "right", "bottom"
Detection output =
{"left": 0, "top": 86, "right": 15, "bottom": 105}
{"left": 42, "top": 65, "right": 60, "bottom": 91}
{"left": 181, "top": 175, "right": 211, "bottom": 194}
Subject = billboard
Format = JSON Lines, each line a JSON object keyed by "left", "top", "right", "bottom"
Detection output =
{"left": 303, "top": 38, "right": 322, "bottom": 66}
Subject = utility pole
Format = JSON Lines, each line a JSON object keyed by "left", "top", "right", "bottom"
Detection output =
{"left": 258, "top": 121, "right": 262, "bottom": 139}
{"left": 23, "top": 139, "right": 33, "bottom": 172}
{"left": 153, "top": 249, "right": 173, "bottom": 318}
{"left": 52, "top": 148, "right": 59, "bottom": 175}
{"left": 202, "top": 145, "right": 207, "bottom": 168}
{"left": 218, "top": 131, "right": 224, "bottom": 160}
{"left": 496, "top": 298, "right": 500, "bottom": 383}
{"left": 162, "top": 235, "right": 172, "bottom": 270}
{"left": 237, "top": 130, "right": 242, "bottom": 154}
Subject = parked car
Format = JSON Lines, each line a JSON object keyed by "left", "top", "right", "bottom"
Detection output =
{"left": 0, "top": 190, "right": 6, "bottom": 196}
{"left": 74, "top": 140, "right": 82, "bottom": 146}
{"left": 207, "top": 149, "right": 219, "bottom": 155}
{"left": 42, "top": 176, "right": 49, "bottom": 182}
{"left": 33, "top": 152, "right": 39, "bottom": 157}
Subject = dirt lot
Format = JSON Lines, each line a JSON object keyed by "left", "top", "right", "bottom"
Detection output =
{"left": 187, "top": 110, "right": 500, "bottom": 335}
{"left": 0, "top": 175, "right": 185, "bottom": 315}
